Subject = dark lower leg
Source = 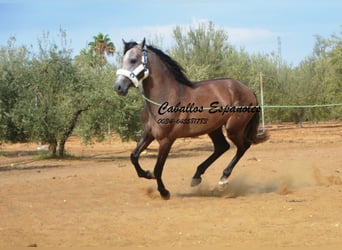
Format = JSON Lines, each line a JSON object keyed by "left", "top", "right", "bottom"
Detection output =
{"left": 220, "top": 117, "right": 253, "bottom": 185}
{"left": 154, "top": 140, "right": 173, "bottom": 199}
{"left": 131, "top": 132, "right": 155, "bottom": 179}
{"left": 222, "top": 149, "right": 245, "bottom": 178}
{"left": 219, "top": 144, "right": 250, "bottom": 185}
{"left": 192, "top": 128, "right": 229, "bottom": 186}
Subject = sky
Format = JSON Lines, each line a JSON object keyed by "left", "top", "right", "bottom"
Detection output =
{"left": 0, "top": 0, "right": 341, "bottom": 66}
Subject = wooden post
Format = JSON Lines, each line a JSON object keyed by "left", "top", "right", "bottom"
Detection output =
{"left": 259, "top": 72, "right": 265, "bottom": 132}
{"left": 108, "top": 122, "right": 111, "bottom": 144}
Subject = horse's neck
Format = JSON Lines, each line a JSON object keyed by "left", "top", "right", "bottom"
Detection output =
{"left": 143, "top": 77, "right": 180, "bottom": 103}
{"left": 143, "top": 59, "right": 183, "bottom": 104}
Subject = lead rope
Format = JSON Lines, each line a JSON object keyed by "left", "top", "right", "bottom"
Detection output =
{"left": 139, "top": 91, "right": 163, "bottom": 107}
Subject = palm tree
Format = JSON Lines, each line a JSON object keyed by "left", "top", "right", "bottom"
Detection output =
{"left": 88, "top": 33, "right": 115, "bottom": 66}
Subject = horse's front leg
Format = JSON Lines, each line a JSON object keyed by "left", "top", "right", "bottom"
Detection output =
{"left": 130, "top": 131, "right": 155, "bottom": 179}
{"left": 154, "top": 139, "right": 174, "bottom": 199}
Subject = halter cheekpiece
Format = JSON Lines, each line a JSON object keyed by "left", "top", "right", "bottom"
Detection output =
{"left": 116, "top": 46, "right": 149, "bottom": 88}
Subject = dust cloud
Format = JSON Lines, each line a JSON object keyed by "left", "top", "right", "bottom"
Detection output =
{"left": 186, "top": 166, "right": 341, "bottom": 198}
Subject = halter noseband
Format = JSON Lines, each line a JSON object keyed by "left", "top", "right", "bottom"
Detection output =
{"left": 116, "top": 47, "right": 149, "bottom": 88}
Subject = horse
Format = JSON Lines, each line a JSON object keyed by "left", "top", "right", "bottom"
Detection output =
{"left": 114, "top": 39, "right": 268, "bottom": 199}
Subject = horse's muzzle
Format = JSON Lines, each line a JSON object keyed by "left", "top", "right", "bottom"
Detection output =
{"left": 114, "top": 77, "right": 130, "bottom": 96}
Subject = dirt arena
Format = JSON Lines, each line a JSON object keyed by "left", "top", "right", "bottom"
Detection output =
{"left": 0, "top": 122, "right": 342, "bottom": 248}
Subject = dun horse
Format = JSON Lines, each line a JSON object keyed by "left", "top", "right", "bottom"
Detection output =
{"left": 114, "top": 39, "right": 268, "bottom": 199}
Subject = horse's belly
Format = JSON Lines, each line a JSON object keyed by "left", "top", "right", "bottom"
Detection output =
{"left": 169, "top": 112, "right": 229, "bottom": 138}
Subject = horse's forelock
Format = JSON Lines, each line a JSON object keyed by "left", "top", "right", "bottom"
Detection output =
{"left": 123, "top": 41, "right": 138, "bottom": 55}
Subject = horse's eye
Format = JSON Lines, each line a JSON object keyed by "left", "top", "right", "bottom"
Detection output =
{"left": 130, "top": 58, "right": 137, "bottom": 64}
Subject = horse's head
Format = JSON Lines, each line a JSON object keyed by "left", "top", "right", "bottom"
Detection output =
{"left": 114, "top": 39, "right": 149, "bottom": 96}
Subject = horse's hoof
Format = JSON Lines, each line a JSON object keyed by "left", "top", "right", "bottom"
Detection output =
{"left": 160, "top": 190, "right": 171, "bottom": 200}
{"left": 218, "top": 176, "right": 229, "bottom": 186}
{"left": 190, "top": 177, "right": 202, "bottom": 187}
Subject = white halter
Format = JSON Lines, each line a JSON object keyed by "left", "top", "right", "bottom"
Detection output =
{"left": 116, "top": 48, "right": 149, "bottom": 88}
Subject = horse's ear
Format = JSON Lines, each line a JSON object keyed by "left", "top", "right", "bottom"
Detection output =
{"left": 141, "top": 38, "right": 146, "bottom": 49}
{"left": 122, "top": 39, "right": 130, "bottom": 54}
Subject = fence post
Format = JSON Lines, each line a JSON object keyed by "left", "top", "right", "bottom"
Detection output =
{"left": 259, "top": 72, "right": 265, "bottom": 132}
{"left": 108, "top": 122, "right": 111, "bottom": 144}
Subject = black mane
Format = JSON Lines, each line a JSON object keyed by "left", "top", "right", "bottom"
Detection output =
{"left": 147, "top": 45, "right": 194, "bottom": 88}
{"left": 123, "top": 41, "right": 194, "bottom": 88}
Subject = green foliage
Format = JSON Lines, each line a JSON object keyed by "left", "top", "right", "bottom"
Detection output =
{"left": 111, "top": 90, "right": 144, "bottom": 142}
{"left": 7, "top": 31, "right": 99, "bottom": 156}
{"left": 0, "top": 37, "right": 31, "bottom": 142}
{"left": 75, "top": 48, "right": 143, "bottom": 143}
{"left": 0, "top": 31, "right": 118, "bottom": 156}
{"left": 171, "top": 21, "right": 233, "bottom": 80}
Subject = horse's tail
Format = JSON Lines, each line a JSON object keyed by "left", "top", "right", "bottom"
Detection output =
{"left": 245, "top": 105, "right": 269, "bottom": 145}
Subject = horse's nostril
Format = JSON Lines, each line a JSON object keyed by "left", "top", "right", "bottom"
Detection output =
{"left": 114, "top": 83, "right": 121, "bottom": 92}
{"left": 114, "top": 82, "right": 128, "bottom": 95}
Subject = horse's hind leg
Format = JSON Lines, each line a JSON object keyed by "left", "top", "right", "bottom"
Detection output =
{"left": 191, "top": 127, "right": 230, "bottom": 186}
{"left": 131, "top": 131, "right": 155, "bottom": 179}
{"left": 219, "top": 123, "right": 251, "bottom": 185}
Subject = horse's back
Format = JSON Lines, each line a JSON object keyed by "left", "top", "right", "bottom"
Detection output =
{"left": 191, "top": 77, "right": 257, "bottom": 105}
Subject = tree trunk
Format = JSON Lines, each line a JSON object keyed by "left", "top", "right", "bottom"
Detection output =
{"left": 58, "top": 106, "right": 89, "bottom": 157}
{"left": 295, "top": 108, "right": 305, "bottom": 128}
{"left": 49, "top": 139, "right": 58, "bottom": 157}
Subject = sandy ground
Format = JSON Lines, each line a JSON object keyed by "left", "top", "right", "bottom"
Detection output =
{"left": 0, "top": 122, "right": 342, "bottom": 248}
